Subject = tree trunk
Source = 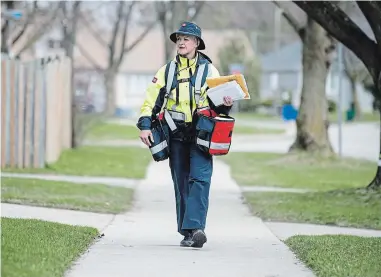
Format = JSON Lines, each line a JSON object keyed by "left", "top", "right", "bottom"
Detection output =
{"left": 289, "top": 18, "right": 334, "bottom": 154}
{"left": 67, "top": 2, "right": 81, "bottom": 148}
{"left": 1, "top": 21, "right": 10, "bottom": 54}
{"left": 349, "top": 77, "right": 362, "bottom": 119}
{"left": 104, "top": 70, "right": 116, "bottom": 116}
{"left": 367, "top": 74, "right": 381, "bottom": 189}
{"left": 160, "top": 19, "right": 173, "bottom": 62}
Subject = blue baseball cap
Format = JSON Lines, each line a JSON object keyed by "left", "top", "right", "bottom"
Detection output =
{"left": 170, "top": 21, "right": 205, "bottom": 50}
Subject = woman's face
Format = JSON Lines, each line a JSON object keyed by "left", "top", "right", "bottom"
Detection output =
{"left": 176, "top": 34, "right": 198, "bottom": 57}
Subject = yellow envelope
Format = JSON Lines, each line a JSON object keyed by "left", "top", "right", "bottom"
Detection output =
{"left": 206, "top": 74, "right": 250, "bottom": 99}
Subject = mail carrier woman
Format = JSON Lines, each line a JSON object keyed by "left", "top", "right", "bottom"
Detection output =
{"left": 136, "top": 21, "right": 233, "bottom": 248}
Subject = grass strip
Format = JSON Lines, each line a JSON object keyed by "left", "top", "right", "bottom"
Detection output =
{"left": 2, "top": 146, "right": 152, "bottom": 179}
{"left": 1, "top": 217, "right": 98, "bottom": 277}
{"left": 1, "top": 177, "right": 134, "bottom": 214}
{"left": 286, "top": 235, "right": 381, "bottom": 277}
{"left": 222, "top": 152, "right": 375, "bottom": 190}
{"left": 244, "top": 188, "right": 381, "bottom": 230}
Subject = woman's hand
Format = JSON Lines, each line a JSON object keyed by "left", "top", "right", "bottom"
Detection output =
{"left": 223, "top": 96, "right": 234, "bottom": 106}
{"left": 139, "top": 130, "right": 154, "bottom": 147}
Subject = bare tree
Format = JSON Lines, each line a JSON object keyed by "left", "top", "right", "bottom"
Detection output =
{"left": 61, "top": 1, "right": 82, "bottom": 148}
{"left": 78, "top": 1, "right": 157, "bottom": 116}
{"left": 155, "top": 1, "right": 205, "bottom": 62}
{"left": 291, "top": 1, "right": 381, "bottom": 188}
{"left": 273, "top": 1, "right": 335, "bottom": 154}
{"left": 1, "top": 1, "right": 63, "bottom": 57}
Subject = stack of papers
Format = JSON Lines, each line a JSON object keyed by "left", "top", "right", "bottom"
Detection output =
{"left": 206, "top": 80, "right": 246, "bottom": 107}
{"left": 206, "top": 74, "right": 250, "bottom": 99}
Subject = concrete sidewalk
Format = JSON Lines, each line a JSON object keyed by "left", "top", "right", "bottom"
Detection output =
{"left": 1, "top": 172, "right": 138, "bottom": 188}
{"left": 1, "top": 203, "right": 114, "bottom": 231}
{"left": 266, "top": 222, "right": 381, "bottom": 241}
{"left": 66, "top": 159, "right": 315, "bottom": 277}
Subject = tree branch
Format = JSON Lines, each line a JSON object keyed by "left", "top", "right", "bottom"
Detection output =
{"left": 108, "top": 0, "right": 124, "bottom": 67}
{"left": 80, "top": 12, "right": 109, "bottom": 49}
{"left": 123, "top": 20, "right": 156, "bottom": 53}
{"left": 75, "top": 42, "right": 103, "bottom": 72}
{"left": 292, "top": 1, "right": 379, "bottom": 79}
{"left": 14, "top": 2, "right": 64, "bottom": 56}
{"left": 12, "top": 1, "right": 38, "bottom": 45}
{"left": 356, "top": 1, "right": 381, "bottom": 53}
{"left": 273, "top": 1, "right": 305, "bottom": 41}
{"left": 116, "top": 1, "right": 136, "bottom": 66}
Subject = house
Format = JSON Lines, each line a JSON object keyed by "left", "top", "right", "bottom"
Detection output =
{"left": 259, "top": 40, "right": 374, "bottom": 113}
{"left": 25, "top": 22, "right": 255, "bottom": 117}
{"left": 72, "top": 26, "right": 255, "bottom": 116}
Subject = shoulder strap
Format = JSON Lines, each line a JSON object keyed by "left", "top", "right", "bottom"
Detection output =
{"left": 152, "top": 60, "right": 177, "bottom": 133}
{"left": 160, "top": 60, "right": 176, "bottom": 114}
{"left": 165, "top": 60, "right": 176, "bottom": 93}
{"left": 194, "top": 63, "right": 209, "bottom": 106}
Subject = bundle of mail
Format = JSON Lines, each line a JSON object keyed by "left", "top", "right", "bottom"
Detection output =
{"left": 206, "top": 74, "right": 250, "bottom": 107}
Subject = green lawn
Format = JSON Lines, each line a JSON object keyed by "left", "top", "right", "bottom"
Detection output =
{"left": 233, "top": 125, "right": 285, "bottom": 135}
{"left": 244, "top": 188, "right": 381, "bottom": 229}
{"left": 2, "top": 146, "right": 152, "bottom": 179}
{"left": 329, "top": 111, "right": 380, "bottom": 123}
{"left": 233, "top": 112, "right": 280, "bottom": 121}
{"left": 1, "top": 177, "right": 134, "bottom": 214}
{"left": 1, "top": 217, "right": 98, "bottom": 277}
{"left": 221, "top": 152, "right": 375, "bottom": 190}
{"left": 233, "top": 111, "right": 380, "bottom": 123}
{"left": 286, "top": 235, "right": 381, "bottom": 277}
{"left": 86, "top": 122, "right": 139, "bottom": 140}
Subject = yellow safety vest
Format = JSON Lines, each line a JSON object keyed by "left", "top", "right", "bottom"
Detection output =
{"left": 139, "top": 53, "right": 220, "bottom": 123}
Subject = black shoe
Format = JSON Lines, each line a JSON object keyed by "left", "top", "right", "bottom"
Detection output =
{"left": 189, "top": 229, "right": 207, "bottom": 248}
{"left": 180, "top": 234, "right": 192, "bottom": 247}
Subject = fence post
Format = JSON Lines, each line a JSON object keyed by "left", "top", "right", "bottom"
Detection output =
{"left": 39, "top": 59, "right": 47, "bottom": 168}
{"left": 45, "top": 59, "right": 53, "bottom": 164}
{"left": 9, "top": 60, "right": 17, "bottom": 167}
{"left": 17, "top": 62, "right": 25, "bottom": 168}
{"left": 1, "top": 60, "right": 7, "bottom": 168}
{"left": 23, "top": 61, "right": 35, "bottom": 168}
{"left": 33, "top": 60, "right": 42, "bottom": 168}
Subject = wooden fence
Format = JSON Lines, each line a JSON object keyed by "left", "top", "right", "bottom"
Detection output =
{"left": 1, "top": 55, "right": 72, "bottom": 169}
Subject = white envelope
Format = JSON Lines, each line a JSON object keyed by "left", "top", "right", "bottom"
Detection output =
{"left": 207, "top": 81, "right": 246, "bottom": 106}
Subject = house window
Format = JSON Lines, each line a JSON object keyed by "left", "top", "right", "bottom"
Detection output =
{"left": 47, "top": 39, "right": 63, "bottom": 49}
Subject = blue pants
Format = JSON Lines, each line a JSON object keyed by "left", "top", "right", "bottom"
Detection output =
{"left": 169, "top": 139, "right": 213, "bottom": 236}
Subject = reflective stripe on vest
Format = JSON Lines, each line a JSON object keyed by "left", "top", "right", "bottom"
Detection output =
{"left": 150, "top": 140, "right": 168, "bottom": 155}
{"left": 196, "top": 138, "right": 230, "bottom": 150}
{"left": 164, "top": 109, "right": 177, "bottom": 132}
{"left": 194, "top": 63, "right": 206, "bottom": 107}
{"left": 168, "top": 110, "right": 186, "bottom": 121}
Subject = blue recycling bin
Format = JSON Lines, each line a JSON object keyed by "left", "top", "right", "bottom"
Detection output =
{"left": 282, "top": 104, "right": 298, "bottom": 121}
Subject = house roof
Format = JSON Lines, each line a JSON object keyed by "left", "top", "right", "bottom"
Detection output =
{"left": 73, "top": 26, "right": 255, "bottom": 74}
